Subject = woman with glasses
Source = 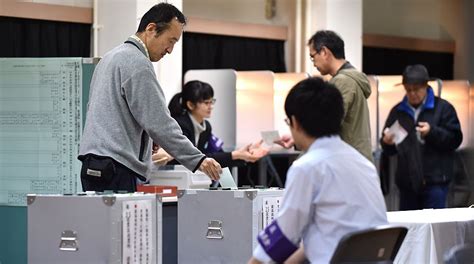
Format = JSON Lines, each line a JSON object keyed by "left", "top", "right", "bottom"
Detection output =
{"left": 167, "top": 80, "right": 268, "bottom": 168}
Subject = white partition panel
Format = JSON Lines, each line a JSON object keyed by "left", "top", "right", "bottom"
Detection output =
{"left": 273, "top": 73, "right": 308, "bottom": 137}
{"left": 377, "top": 76, "right": 407, "bottom": 143}
{"left": 440, "top": 81, "right": 471, "bottom": 149}
{"left": 236, "top": 71, "right": 274, "bottom": 147}
{"left": 367, "top": 75, "right": 379, "bottom": 151}
{"left": 470, "top": 84, "right": 474, "bottom": 147}
{"left": 184, "top": 69, "right": 237, "bottom": 151}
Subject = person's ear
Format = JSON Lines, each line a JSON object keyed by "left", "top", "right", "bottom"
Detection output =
{"left": 145, "top": 23, "right": 156, "bottom": 34}
{"left": 186, "top": 101, "right": 195, "bottom": 111}
{"left": 291, "top": 116, "right": 301, "bottom": 131}
{"left": 320, "top": 46, "right": 329, "bottom": 57}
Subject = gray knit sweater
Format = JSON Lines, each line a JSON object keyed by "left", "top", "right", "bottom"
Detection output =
{"left": 79, "top": 37, "right": 205, "bottom": 177}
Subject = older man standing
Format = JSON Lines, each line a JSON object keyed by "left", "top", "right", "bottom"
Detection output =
{"left": 381, "top": 64, "right": 462, "bottom": 210}
{"left": 79, "top": 3, "right": 221, "bottom": 192}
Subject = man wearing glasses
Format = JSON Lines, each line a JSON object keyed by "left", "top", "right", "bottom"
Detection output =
{"left": 381, "top": 64, "right": 462, "bottom": 210}
{"left": 279, "top": 30, "right": 373, "bottom": 163}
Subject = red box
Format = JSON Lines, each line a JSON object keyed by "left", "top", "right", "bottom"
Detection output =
{"left": 136, "top": 185, "right": 177, "bottom": 197}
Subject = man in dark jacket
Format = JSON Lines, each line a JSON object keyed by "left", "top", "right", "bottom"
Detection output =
{"left": 381, "top": 64, "right": 462, "bottom": 210}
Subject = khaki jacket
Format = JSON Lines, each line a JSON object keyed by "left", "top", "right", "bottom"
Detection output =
{"left": 330, "top": 68, "right": 373, "bottom": 162}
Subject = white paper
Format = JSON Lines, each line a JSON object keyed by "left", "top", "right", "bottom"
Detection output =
{"left": 262, "top": 197, "right": 282, "bottom": 227}
{"left": 122, "top": 200, "right": 153, "bottom": 264}
{"left": 261, "top": 130, "right": 281, "bottom": 146}
{"left": 218, "top": 167, "right": 237, "bottom": 189}
{"left": 386, "top": 120, "right": 408, "bottom": 145}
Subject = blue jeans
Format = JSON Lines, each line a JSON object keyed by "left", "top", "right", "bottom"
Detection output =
{"left": 399, "top": 184, "right": 449, "bottom": 211}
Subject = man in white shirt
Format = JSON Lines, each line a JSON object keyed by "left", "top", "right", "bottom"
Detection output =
{"left": 248, "top": 77, "right": 387, "bottom": 264}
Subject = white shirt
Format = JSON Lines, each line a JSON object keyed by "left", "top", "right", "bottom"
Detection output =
{"left": 253, "top": 136, "right": 388, "bottom": 263}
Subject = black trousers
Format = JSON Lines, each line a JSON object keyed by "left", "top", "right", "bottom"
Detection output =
{"left": 80, "top": 154, "right": 141, "bottom": 193}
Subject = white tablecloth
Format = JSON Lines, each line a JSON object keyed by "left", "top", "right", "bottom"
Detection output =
{"left": 387, "top": 208, "right": 474, "bottom": 263}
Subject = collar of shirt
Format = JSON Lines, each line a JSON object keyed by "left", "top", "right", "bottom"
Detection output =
{"left": 130, "top": 34, "right": 150, "bottom": 59}
{"left": 309, "top": 135, "right": 341, "bottom": 152}
{"left": 335, "top": 61, "right": 355, "bottom": 76}
{"left": 398, "top": 86, "right": 435, "bottom": 120}
{"left": 188, "top": 113, "right": 206, "bottom": 144}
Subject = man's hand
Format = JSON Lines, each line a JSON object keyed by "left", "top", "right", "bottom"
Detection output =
{"left": 199, "top": 158, "right": 222, "bottom": 181}
{"left": 274, "top": 134, "right": 294, "bottom": 149}
{"left": 416, "top": 122, "right": 430, "bottom": 137}
{"left": 382, "top": 127, "right": 395, "bottom": 145}
{"left": 151, "top": 148, "right": 174, "bottom": 166}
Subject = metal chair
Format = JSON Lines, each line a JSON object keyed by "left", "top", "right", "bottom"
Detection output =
{"left": 444, "top": 243, "right": 474, "bottom": 264}
{"left": 330, "top": 225, "right": 408, "bottom": 264}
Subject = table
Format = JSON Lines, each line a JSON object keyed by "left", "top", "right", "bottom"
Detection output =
{"left": 387, "top": 208, "right": 474, "bottom": 263}
{"left": 257, "top": 149, "right": 301, "bottom": 187}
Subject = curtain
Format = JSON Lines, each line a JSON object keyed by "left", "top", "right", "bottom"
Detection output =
{"left": 363, "top": 47, "right": 453, "bottom": 80}
{"left": 183, "top": 32, "right": 286, "bottom": 74}
{"left": 0, "top": 16, "right": 91, "bottom": 57}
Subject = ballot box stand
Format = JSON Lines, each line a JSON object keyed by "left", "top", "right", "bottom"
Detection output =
{"left": 27, "top": 193, "right": 157, "bottom": 264}
{"left": 137, "top": 184, "right": 179, "bottom": 264}
{"left": 177, "top": 188, "right": 283, "bottom": 263}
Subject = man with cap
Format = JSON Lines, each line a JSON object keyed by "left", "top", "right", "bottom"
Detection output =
{"left": 381, "top": 64, "right": 462, "bottom": 210}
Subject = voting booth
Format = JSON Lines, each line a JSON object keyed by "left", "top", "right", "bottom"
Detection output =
{"left": 184, "top": 69, "right": 275, "bottom": 150}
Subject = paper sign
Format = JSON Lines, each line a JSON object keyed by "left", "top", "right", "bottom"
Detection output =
{"left": 122, "top": 200, "right": 153, "bottom": 264}
{"left": 261, "top": 130, "right": 281, "bottom": 146}
{"left": 262, "top": 197, "right": 282, "bottom": 227}
{"left": 218, "top": 168, "right": 237, "bottom": 189}
{"left": 385, "top": 120, "right": 408, "bottom": 145}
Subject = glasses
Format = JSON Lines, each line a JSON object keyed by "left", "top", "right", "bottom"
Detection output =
{"left": 200, "top": 98, "right": 216, "bottom": 105}
{"left": 284, "top": 118, "right": 291, "bottom": 126}
{"left": 309, "top": 46, "right": 324, "bottom": 62}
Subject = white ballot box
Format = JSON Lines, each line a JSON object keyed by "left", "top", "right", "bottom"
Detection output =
{"left": 28, "top": 193, "right": 157, "bottom": 264}
{"left": 177, "top": 188, "right": 284, "bottom": 263}
{"left": 148, "top": 165, "right": 211, "bottom": 189}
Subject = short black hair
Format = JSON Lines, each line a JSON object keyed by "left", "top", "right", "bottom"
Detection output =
{"left": 307, "top": 30, "right": 345, "bottom": 59}
{"left": 136, "top": 3, "right": 186, "bottom": 35}
{"left": 285, "top": 77, "right": 343, "bottom": 138}
{"left": 168, "top": 80, "right": 214, "bottom": 118}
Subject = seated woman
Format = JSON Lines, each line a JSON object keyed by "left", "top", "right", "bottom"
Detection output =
{"left": 168, "top": 80, "right": 268, "bottom": 168}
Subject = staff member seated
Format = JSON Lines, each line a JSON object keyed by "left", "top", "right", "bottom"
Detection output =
{"left": 168, "top": 80, "right": 268, "bottom": 168}
{"left": 249, "top": 77, "right": 387, "bottom": 264}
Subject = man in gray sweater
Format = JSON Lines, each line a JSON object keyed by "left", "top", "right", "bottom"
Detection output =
{"left": 79, "top": 3, "right": 221, "bottom": 192}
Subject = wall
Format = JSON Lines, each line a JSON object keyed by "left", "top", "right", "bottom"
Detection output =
{"left": 364, "top": 0, "right": 474, "bottom": 82}
{"left": 19, "top": 0, "right": 92, "bottom": 8}
{"left": 183, "top": 0, "right": 297, "bottom": 72}
{"left": 306, "top": 0, "right": 363, "bottom": 73}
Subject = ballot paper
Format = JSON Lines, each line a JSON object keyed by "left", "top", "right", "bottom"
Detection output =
{"left": 385, "top": 120, "right": 408, "bottom": 145}
{"left": 261, "top": 130, "right": 280, "bottom": 146}
{"left": 218, "top": 167, "right": 237, "bottom": 189}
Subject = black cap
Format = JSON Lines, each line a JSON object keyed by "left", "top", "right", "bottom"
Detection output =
{"left": 402, "top": 64, "right": 431, "bottom": 85}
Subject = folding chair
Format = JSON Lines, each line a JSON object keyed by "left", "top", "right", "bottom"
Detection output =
{"left": 330, "top": 225, "right": 408, "bottom": 264}
{"left": 444, "top": 243, "right": 474, "bottom": 264}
